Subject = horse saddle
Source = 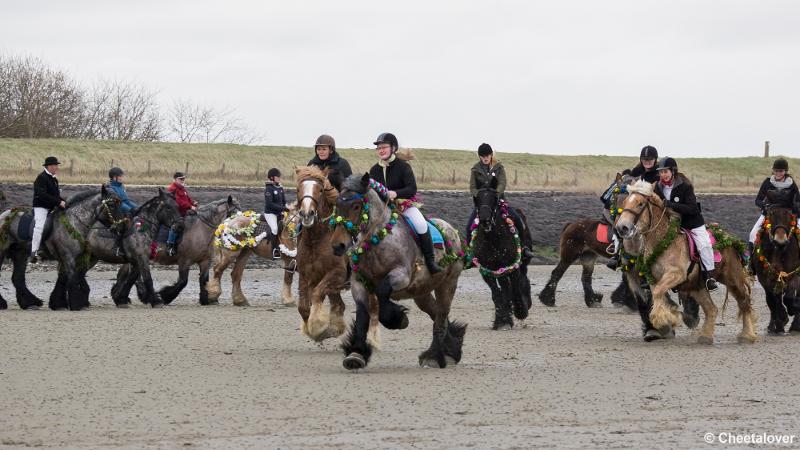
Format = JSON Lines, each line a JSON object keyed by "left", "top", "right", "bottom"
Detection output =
{"left": 683, "top": 228, "right": 722, "bottom": 263}
{"left": 400, "top": 216, "right": 445, "bottom": 249}
{"left": 17, "top": 210, "right": 54, "bottom": 242}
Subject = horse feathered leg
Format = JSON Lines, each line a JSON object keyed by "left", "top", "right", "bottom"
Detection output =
{"left": 328, "top": 292, "right": 347, "bottom": 338}
{"left": 483, "top": 274, "right": 511, "bottom": 330}
{"left": 376, "top": 274, "right": 409, "bottom": 330}
{"left": 342, "top": 284, "right": 372, "bottom": 370}
{"left": 198, "top": 259, "right": 212, "bottom": 305}
{"left": 230, "top": 250, "right": 250, "bottom": 306}
{"left": 281, "top": 267, "right": 297, "bottom": 306}
{"left": 648, "top": 272, "right": 684, "bottom": 334}
{"left": 159, "top": 263, "right": 189, "bottom": 304}
{"left": 11, "top": 246, "right": 42, "bottom": 309}
{"left": 579, "top": 252, "right": 602, "bottom": 307}
{"left": 206, "top": 248, "right": 231, "bottom": 303}
{"left": 538, "top": 259, "right": 570, "bottom": 307}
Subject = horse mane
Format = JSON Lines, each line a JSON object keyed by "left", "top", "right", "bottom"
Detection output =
{"left": 296, "top": 165, "right": 338, "bottom": 205}
{"left": 65, "top": 189, "right": 100, "bottom": 206}
{"left": 342, "top": 174, "right": 368, "bottom": 194}
{"left": 627, "top": 179, "right": 654, "bottom": 196}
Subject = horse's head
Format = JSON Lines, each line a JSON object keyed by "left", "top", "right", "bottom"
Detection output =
{"left": 296, "top": 166, "right": 334, "bottom": 227}
{"left": 153, "top": 188, "right": 182, "bottom": 227}
{"left": 331, "top": 173, "right": 371, "bottom": 257}
{"left": 476, "top": 178, "right": 500, "bottom": 230}
{"left": 95, "top": 184, "right": 125, "bottom": 229}
{"left": 223, "top": 195, "right": 241, "bottom": 216}
{"left": 765, "top": 191, "right": 795, "bottom": 246}
{"left": 615, "top": 180, "right": 661, "bottom": 238}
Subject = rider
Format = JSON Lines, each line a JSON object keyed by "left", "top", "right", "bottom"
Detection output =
{"left": 107, "top": 167, "right": 137, "bottom": 257}
{"left": 466, "top": 143, "right": 534, "bottom": 259}
{"left": 165, "top": 172, "right": 197, "bottom": 256}
{"left": 369, "top": 132, "right": 441, "bottom": 274}
{"left": 654, "top": 157, "right": 718, "bottom": 291}
{"left": 30, "top": 156, "right": 66, "bottom": 263}
{"left": 308, "top": 134, "right": 352, "bottom": 191}
{"left": 606, "top": 145, "right": 659, "bottom": 270}
{"left": 748, "top": 158, "right": 800, "bottom": 253}
{"left": 264, "top": 168, "right": 288, "bottom": 259}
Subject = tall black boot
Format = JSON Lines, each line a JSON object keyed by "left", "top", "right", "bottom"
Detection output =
{"left": 420, "top": 231, "right": 442, "bottom": 274}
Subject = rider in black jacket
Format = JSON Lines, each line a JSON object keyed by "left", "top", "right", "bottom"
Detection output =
{"left": 30, "top": 156, "right": 66, "bottom": 262}
{"left": 308, "top": 134, "right": 352, "bottom": 191}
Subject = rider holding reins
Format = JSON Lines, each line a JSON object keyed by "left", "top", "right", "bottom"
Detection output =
{"left": 747, "top": 158, "right": 800, "bottom": 258}
{"left": 654, "top": 157, "right": 718, "bottom": 291}
{"left": 368, "top": 132, "right": 441, "bottom": 275}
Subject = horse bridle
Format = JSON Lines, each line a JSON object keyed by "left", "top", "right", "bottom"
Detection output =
{"left": 476, "top": 189, "right": 499, "bottom": 231}
{"left": 621, "top": 191, "right": 667, "bottom": 236}
{"left": 299, "top": 179, "right": 334, "bottom": 223}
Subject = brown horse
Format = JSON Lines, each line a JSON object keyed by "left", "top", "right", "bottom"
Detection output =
{"left": 294, "top": 166, "right": 349, "bottom": 342}
{"left": 615, "top": 180, "right": 757, "bottom": 344}
{"left": 206, "top": 204, "right": 300, "bottom": 307}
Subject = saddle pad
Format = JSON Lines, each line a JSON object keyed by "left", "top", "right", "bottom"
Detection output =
{"left": 17, "top": 211, "right": 53, "bottom": 242}
{"left": 399, "top": 217, "right": 444, "bottom": 249}
{"left": 683, "top": 228, "right": 722, "bottom": 263}
{"left": 596, "top": 223, "right": 612, "bottom": 244}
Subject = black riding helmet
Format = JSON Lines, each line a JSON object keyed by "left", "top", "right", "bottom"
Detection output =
{"left": 640, "top": 145, "right": 658, "bottom": 161}
{"left": 478, "top": 143, "right": 493, "bottom": 157}
{"left": 267, "top": 168, "right": 281, "bottom": 179}
{"left": 373, "top": 132, "right": 398, "bottom": 152}
{"left": 108, "top": 167, "right": 124, "bottom": 179}
{"left": 655, "top": 156, "right": 677, "bottom": 173}
{"left": 773, "top": 158, "right": 789, "bottom": 171}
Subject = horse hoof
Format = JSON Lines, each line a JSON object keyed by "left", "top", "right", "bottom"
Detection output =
{"left": 234, "top": 301, "right": 250, "bottom": 307}
{"left": 444, "top": 355, "right": 458, "bottom": 366}
{"left": 151, "top": 303, "right": 164, "bottom": 309}
{"left": 343, "top": 353, "right": 366, "bottom": 371}
{"left": 494, "top": 322, "right": 513, "bottom": 331}
{"left": 737, "top": 335, "right": 757, "bottom": 344}
{"left": 696, "top": 335, "right": 714, "bottom": 345}
{"left": 587, "top": 302, "right": 602, "bottom": 309}
{"left": 419, "top": 358, "right": 442, "bottom": 368}
{"left": 643, "top": 329, "right": 664, "bottom": 342}
{"left": 538, "top": 296, "right": 556, "bottom": 307}
{"left": 208, "top": 300, "right": 220, "bottom": 306}
{"left": 116, "top": 303, "right": 131, "bottom": 309}
{"left": 25, "top": 305, "right": 41, "bottom": 311}
{"left": 611, "top": 302, "right": 625, "bottom": 308}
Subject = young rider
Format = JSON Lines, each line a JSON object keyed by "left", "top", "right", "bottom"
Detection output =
{"left": 748, "top": 158, "right": 800, "bottom": 256}
{"left": 308, "top": 134, "right": 352, "bottom": 191}
{"left": 264, "top": 168, "right": 288, "bottom": 259}
{"left": 107, "top": 167, "right": 137, "bottom": 257}
{"left": 606, "top": 145, "right": 659, "bottom": 270}
{"left": 165, "top": 172, "right": 197, "bottom": 256}
{"left": 654, "top": 157, "right": 718, "bottom": 291}
{"left": 368, "top": 132, "right": 441, "bottom": 274}
{"left": 466, "top": 143, "right": 534, "bottom": 259}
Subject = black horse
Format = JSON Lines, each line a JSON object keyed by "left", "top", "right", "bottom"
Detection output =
{"left": 470, "top": 181, "right": 532, "bottom": 330}
{"left": 87, "top": 188, "right": 181, "bottom": 308}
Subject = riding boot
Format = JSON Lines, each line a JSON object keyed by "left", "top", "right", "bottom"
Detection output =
{"left": 420, "top": 231, "right": 442, "bottom": 274}
{"left": 606, "top": 251, "right": 621, "bottom": 270}
{"left": 704, "top": 269, "right": 719, "bottom": 292}
{"left": 271, "top": 233, "right": 281, "bottom": 259}
{"left": 166, "top": 226, "right": 178, "bottom": 256}
{"left": 113, "top": 235, "right": 126, "bottom": 257}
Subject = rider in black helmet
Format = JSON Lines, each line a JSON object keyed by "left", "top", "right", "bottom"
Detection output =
{"left": 605, "top": 146, "right": 660, "bottom": 270}
{"left": 264, "top": 167, "right": 288, "bottom": 259}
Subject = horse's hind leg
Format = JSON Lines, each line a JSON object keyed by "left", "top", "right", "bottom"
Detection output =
{"left": 415, "top": 293, "right": 447, "bottom": 368}
{"left": 508, "top": 271, "right": 529, "bottom": 322}
{"left": 579, "top": 252, "right": 602, "bottom": 308}
{"left": 206, "top": 249, "right": 232, "bottom": 304}
{"left": 428, "top": 274, "right": 466, "bottom": 367}
{"left": 765, "top": 290, "right": 787, "bottom": 335}
{"left": 230, "top": 251, "right": 250, "bottom": 307}
{"left": 198, "top": 259, "right": 213, "bottom": 305}
{"left": 611, "top": 274, "right": 637, "bottom": 310}
{"left": 728, "top": 281, "right": 758, "bottom": 343}
{"left": 690, "top": 289, "right": 718, "bottom": 345}
{"left": 281, "top": 264, "right": 297, "bottom": 307}
{"left": 679, "top": 292, "right": 701, "bottom": 329}
{"left": 11, "top": 246, "right": 42, "bottom": 309}
{"left": 111, "top": 265, "right": 137, "bottom": 307}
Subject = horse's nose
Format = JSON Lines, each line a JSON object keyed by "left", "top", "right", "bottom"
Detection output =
{"left": 332, "top": 242, "right": 346, "bottom": 257}
{"left": 616, "top": 223, "right": 630, "bottom": 237}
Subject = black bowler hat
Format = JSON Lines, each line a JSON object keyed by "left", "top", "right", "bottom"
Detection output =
{"left": 173, "top": 171, "right": 186, "bottom": 179}
{"left": 43, "top": 156, "right": 61, "bottom": 166}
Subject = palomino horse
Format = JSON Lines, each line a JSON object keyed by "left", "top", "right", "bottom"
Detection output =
{"left": 294, "top": 166, "right": 349, "bottom": 342}
{"left": 470, "top": 182, "right": 532, "bottom": 330}
{"left": 206, "top": 203, "right": 300, "bottom": 307}
{"left": 753, "top": 191, "right": 800, "bottom": 334}
{"left": 615, "top": 180, "right": 757, "bottom": 344}
{"left": 87, "top": 189, "right": 181, "bottom": 308}
{"left": 331, "top": 174, "right": 466, "bottom": 370}
{"left": 126, "top": 196, "right": 240, "bottom": 305}
{"left": 0, "top": 186, "right": 124, "bottom": 310}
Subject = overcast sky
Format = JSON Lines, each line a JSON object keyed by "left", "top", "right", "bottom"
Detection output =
{"left": 2, "top": 0, "right": 798, "bottom": 157}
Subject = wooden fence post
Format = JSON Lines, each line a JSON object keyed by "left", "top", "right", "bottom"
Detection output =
{"left": 451, "top": 169, "right": 456, "bottom": 184}
{"left": 69, "top": 159, "right": 74, "bottom": 176}
{"left": 514, "top": 169, "right": 518, "bottom": 185}
{"left": 255, "top": 162, "right": 260, "bottom": 178}
{"left": 719, "top": 174, "right": 723, "bottom": 187}
{"left": 220, "top": 162, "right": 225, "bottom": 176}
{"left": 28, "top": 159, "right": 32, "bottom": 173}
{"left": 764, "top": 141, "right": 770, "bottom": 158}
{"left": 185, "top": 161, "right": 189, "bottom": 176}
{"left": 147, "top": 160, "right": 151, "bottom": 176}
{"left": 544, "top": 170, "right": 549, "bottom": 186}
{"left": 420, "top": 167, "right": 425, "bottom": 183}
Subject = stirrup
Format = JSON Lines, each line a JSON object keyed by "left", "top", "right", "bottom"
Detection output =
{"left": 705, "top": 278, "right": 718, "bottom": 292}
{"left": 272, "top": 247, "right": 281, "bottom": 259}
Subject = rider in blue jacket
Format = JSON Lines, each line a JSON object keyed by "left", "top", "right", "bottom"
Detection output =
{"left": 107, "top": 167, "right": 137, "bottom": 256}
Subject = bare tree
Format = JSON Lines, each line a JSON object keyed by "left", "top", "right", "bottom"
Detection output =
{"left": 83, "top": 80, "right": 161, "bottom": 141}
{"left": 0, "top": 55, "right": 84, "bottom": 138}
{"left": 166, "top": 99, "right": 261, "bottom": 145}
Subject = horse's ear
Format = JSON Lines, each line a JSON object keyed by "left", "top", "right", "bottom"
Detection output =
{"left": 101, "top": 184, "right": 108, "bottom": 197}
{"left": 615, "top": 172, "right": 623, "bottom": 183}
{"left": 158, "top": 187, "right": 165, "bottom": 199}
{"left": 490, "top": 176, "right": 498, "bottom": 190}
{"left": 360, "top": 173, "right": 370, "bottom": 188}
{"left": 227, "top": 195, "right": 234, "bottom": 205}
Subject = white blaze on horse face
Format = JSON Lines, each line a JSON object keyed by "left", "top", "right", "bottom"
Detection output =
{"left": 616, "top": 195, "right": 641, "bottom": 238}
{"left": 299, "top": 180, "right": 319, "bottom": 226}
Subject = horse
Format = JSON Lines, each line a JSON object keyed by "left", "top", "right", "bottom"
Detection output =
{"left": 753, "top": 191, "right": 800, "bottom": 335}
{"left": 0, "top": 186, "right": 124, "bottom": 310}
{"left": 125, "top": 196, "right": 240, "bottom": 306}
{"left": 470, "top": 182, "right": 532, "bottom": 330}
{"left": 331, "top": 173, "right": 466, "bottom": 370}
{"left": 294, "top": 166, "right": 349, "bottom": 342}
{"left": 615, "top": 180, "right": 757, "bottom": 344}
{"left": 206, "top": 203, "right": 300, "bottom": 307}
{"left": 86, "top": 188, "right": 181, "bottom": 308}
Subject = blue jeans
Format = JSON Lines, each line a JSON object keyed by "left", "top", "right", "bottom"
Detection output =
{"left": 167, "top": 227, "right": 177, "bottom": 245}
